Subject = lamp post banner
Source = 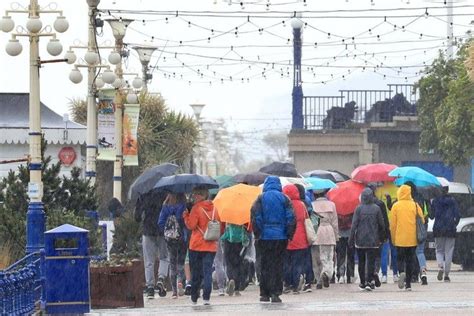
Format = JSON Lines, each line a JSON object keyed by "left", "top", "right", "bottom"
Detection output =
{"left": 97, "top": 88, "right": 116, "bottom": 161}
{"left": 123, "top": 103, "right": 140, "bottom": 166}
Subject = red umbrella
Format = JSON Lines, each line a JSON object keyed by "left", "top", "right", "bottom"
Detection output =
{"left": 327, "top": 180, "right": 365, "bottom": 216}
{"left": 351, "top": 163, "right": 397, "bottom": 183}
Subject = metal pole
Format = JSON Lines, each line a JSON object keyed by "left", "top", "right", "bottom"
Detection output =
{"left": 141, "top": 63, "right": 148, "bottom": 93}
{"left": 85, "top": 0, "right": 99, "bottom": 184}
{"left": 26, "top": 0, "right": 45, "bottom": 254}
{"left": 113, "top": 38, "right": 124, "bottom": 202}
{"left": 292, "top": 26, "right": 303, "bottom": 129}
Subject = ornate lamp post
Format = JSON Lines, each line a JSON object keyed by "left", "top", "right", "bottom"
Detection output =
{"left": 291, "top": 14, "right": 304, "bottom": 130}
{"left": 133, "top": 45, "right": 156, "bottom": 92}
{"left": 190, "top": 103, "right": 206, "bottom": 174}
{"left": 0, "top": 0, "right": 68, "bottom": 253}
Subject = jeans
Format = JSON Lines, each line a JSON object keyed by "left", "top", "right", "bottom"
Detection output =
{"left": 224, "top": 240, "right": 246, "bottom": 291}
{"left": 189, "top": 250, "right": 216, "bottom": 302}
{"left": 435, "top": 237, "right": 456, "bottom": 276}
{"left": 381, "top": 240, "right": 398, "bottom": 276}
{"left": 416, "top": 241, "right": 427, "bottom": 271}
{"left": 304, "top": 247, "right": 315, "bottom": 284}
{"left": 167, "top": 240, "right": 186, "bottom": 294}
{"left": 284, "top": 249, "right": 306, "bottom": 290}
{"left": 214, "top": 240, "right": 226, "bottom": 290}
{"left": 357, "top": 248, "right": 377, "bottom": 285}
{"left": 142, "top": 235, "right": 170, "bottom": 288}
{"left": 336, "top": 237, "right": 355, "bottom": 280}
{"left": 396, "top": 246, "right": 416, "bottom": 287}
{"left": 257, "top": 239, "right": 287, "bottom": 298}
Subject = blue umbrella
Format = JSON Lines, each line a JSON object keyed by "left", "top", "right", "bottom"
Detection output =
{"left": 389, "top": 166, "right": 441, "bottom": 187}
{"left": 304, "top": 177, "right": 337, "bottom": 190}
{"left": 153, "top": 173, "right": 219, "bottom": 193}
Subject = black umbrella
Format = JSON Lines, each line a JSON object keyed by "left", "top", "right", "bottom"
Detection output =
{"left": 233, "top": 171, "right": 270, "bottom": 186}
{"left": 259, "top": 161, "right": 298, "bottom": 177}
{"left": 303, "top": 169, "right": 350, "bottom": 183}
{"left": 128, "top": 163, "right": 179, "bottom": 203}
{"left": 153, "top": 174, "right": 219, "bottom": 193}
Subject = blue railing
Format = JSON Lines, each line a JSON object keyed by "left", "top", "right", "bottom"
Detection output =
{"left": 0, "top": 250, "right": 45, "bottom": 315}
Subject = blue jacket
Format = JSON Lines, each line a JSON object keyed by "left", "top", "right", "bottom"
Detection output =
{"left": 251, "top": 176, "right": 295, "bottom": 240}
{"left": 158, "top": 203, "right": 189, "bottom": 241}
{"left": 431, "top": 194, "right": 460, "bottom": 238}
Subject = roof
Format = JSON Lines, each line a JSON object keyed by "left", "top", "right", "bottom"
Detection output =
{"left": 45, "top": 223, "right": 89, "bottom": 234}
{"left": 0, "top": 93, "right": 85, "bottom": 129}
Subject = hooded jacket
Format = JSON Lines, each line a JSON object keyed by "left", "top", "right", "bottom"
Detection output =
{"left": 349, "top": 188, "right": 385, "bottom": 249}
{"left": 251, "top": 176, "right": 296, "bottom": 241}
{"left": 431, "top": 194, "right": 460, "bottom": 238}
{"left": 312, "top": 196, "right": 339, "bottom": 246}
{"left": 134, "top": 191, "right": 167, "bottom": 236}
{"left": 183, "top": 200, "right": 221, "bottom": 252}
{"left": 283, "top": 184, "right": 309, "bottom": 250}
{"left": 389, "top": 185, "right": 424, "bottom": 247}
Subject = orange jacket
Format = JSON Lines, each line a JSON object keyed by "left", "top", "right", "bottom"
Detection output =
{"left": 183, "top": 200, "right": 221, "bottom": 252}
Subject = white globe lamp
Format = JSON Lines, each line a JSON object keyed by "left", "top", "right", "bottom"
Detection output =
{"left": 53, "top": 16, "right": 69, "bottom": 33}
{"left": 64, "top": 50, "right": 77, "bottom": 64}
{"left": 26, "top": 16, "right": 43, "bottom": 33}
{"left": 69, "top": 69, "right": 83, "bottom": 84}
{"left": 132, "top": 76, "right": 142, "bottom": 89}
{"left": 84, "top": 50, "right": 99, "bottom": 65}
{"left": 126, "top": 93, "right": 138, "bottom": 104}
{"left": 95, "top": 76, "right": 105, "bottom": 88}
{"left": 102, "top": 69, "right": 116, "bottom": 84}
{"left": 0, "top": 16, "right": 14, "bottom": 33}
{"left": 108, "top": 51, "right": 121, "bottom": 65}
{"left": 47, "top": 38, "right": 62, "bottom": 56}
{"left": 5, "top": 39, "right": 22, "bottom": 56}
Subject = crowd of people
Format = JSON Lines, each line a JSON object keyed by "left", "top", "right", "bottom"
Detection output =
{"left": 134, "top": 175, "right": 461, "bottom": 305}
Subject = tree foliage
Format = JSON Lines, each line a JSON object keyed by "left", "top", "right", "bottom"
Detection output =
{"left": 415, "top": 44, "right": 474, "bottom": 165}
{"left": 263, "top": 132, "right": 288, "bottom": 162}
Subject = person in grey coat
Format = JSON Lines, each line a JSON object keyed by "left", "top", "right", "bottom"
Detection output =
{"left": 349, "top": 188, "right": 385, "bottom": 291}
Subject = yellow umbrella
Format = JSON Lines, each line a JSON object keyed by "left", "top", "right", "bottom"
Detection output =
{"left": 214, "top": 184, "right": 262, "bottom": 225}
{"left": 375, "top": 182, "right": 398, "bottom": 203}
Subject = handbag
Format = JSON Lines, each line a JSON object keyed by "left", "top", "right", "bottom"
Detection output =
{"left": 198, "top": 207, "right": 220, "bottom": 241}
{"left": 305, "top": 214, "right": 318, "bottom": 244}
{"left": 415, "top": 202, "right": 427, "bottom": 244}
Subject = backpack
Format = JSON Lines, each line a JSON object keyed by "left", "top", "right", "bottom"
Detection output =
{"left": 164, "top": 214, "right": 181, "bottom": 242}
{"left": 226, "top": 224, "right": 249, "bottom": 245}
{"left": 337, "top": 213, "right": 353, "bottom": 230}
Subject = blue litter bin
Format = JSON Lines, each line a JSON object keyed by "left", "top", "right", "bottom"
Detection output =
{"left": 44, "top": 224, "right": 90, "bottom": 314}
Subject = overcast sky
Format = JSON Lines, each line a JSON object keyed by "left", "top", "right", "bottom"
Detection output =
{"left": 0, "top": 0, "right": 472, "bottom": 157}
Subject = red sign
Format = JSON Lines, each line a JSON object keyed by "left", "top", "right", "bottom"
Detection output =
{"left": 58, "top": 147, "right": 76, "bottom": 166}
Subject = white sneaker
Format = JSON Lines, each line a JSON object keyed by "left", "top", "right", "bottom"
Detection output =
{"left": 218, "top": 288, "right": 225, "bottom": 296}
{"left": 381, "top": 275, "right": 387, "bottom": 284}
{"left": 203, "top": 300, "right": 211, "bottom": 305}
{"left": 393, "top": 274, "right": 399, "bottom": 283}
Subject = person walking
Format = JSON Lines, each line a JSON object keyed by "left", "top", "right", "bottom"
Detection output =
{"left": 335, "top": 212, "right": 355, "bottom": 284}
{"left": 221, "top": 222, "right": 251, "bottom": 296}
{"left": 158, "top": 193, "right": 188, "bottom": 299}
{"left": 183, "top": 187, "right": 222, "bottom": 305}
{"left": 251, "top": 176, "right": 296, "bottom": 303}
{"left": 430, "top": 185, "right": 460, "bottom": 282}
{"left": 389, "top": 184, "right": 424, "bottom": 291}
{"left": 282, "top": 184, "right": 309, "bottom": 294}
{"left": 349, "top": 188, "right": 385, "bottom": 291}
{"left": 134, "top": 190, "right": 170, "bottom": 298}
{"left": 312, "top": 190, "right": 339, "bottom": 289}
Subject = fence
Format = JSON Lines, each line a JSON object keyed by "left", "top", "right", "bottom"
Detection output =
{"left": 0, "top": 250, "right": 44, "bottom": 315}
{"left": 302, "top": 84, "right": 418, "bottom": 130}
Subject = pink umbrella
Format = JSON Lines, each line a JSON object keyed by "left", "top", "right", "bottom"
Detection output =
{"left": 351, "top": 163, "right": 397, "bottom": 183}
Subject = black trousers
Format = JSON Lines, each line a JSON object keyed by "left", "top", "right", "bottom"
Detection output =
{"left": 257, "top": 239, "right": 288, "bottom": 297}
{"left": 336, "top": 237, "right": 355, "bottom": 279}
{"left": 357, "top": 248, "right": 377, "bottom": 285}
{"left": 396, "top": 246, "right": 416, "bottom": 287}
{"left": 224, "top": 240, "right": 246, "bottom": 291}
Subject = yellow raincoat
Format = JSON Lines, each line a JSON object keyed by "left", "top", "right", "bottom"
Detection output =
{"left": 389, "top": 185, "right": 424, "bottom": 247}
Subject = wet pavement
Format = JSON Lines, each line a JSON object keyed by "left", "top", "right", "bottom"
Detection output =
{"left": 88, "top": 262, "right": 474, "bottom": 316}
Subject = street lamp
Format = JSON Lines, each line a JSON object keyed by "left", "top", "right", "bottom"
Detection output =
{"left": 190, "top": 103, "right": 206, "bottom": 174}
{"left": 0, "top": 0, "right": 68, "bottom": 253}
{"left": 291, "top": 13, "right": 304, "bottom": 130}
{"left": 133, "top": 45, "right": 157, "bottom": 92}
{"left": 106, "top": 18, "right": 135, "bottom": 202}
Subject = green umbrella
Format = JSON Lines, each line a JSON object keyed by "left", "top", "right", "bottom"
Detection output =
{"left": 209, "top": 175, "right": 236, "bottom": 195}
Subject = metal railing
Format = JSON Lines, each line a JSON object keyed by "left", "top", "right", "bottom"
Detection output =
{"left": 0, "top": 250, "right": 45, "bottom": 315}
{"left": 302, "top": 84, "right": 418, "bottom": 130}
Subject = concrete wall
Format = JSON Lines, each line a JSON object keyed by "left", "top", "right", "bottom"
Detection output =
{"left": 293, "top": 151, "right": 359, "bottom": 176}
{"left": 0, "top": 143, "right": 85, "bottom": 179}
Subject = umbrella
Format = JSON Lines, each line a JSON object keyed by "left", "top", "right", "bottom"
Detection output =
{"left": 214, "top": 184, "right": 262, "bottom": 225}
{"left": 303, "top": 169, "right": 350, "bottom": 183}
{"left": 280, "top": 176, "right": 311, "bottom": 189}
{"left": 209, "top": 175, "right": 237, "bottom": 195}
{"left": 128, "top": 163, "right": 179, "bottom": 203}
{"left": 153, "top": 174, "right": 218, "bottom": 193}
{"left": 327, "top": 180, "right": 365, "bottom": 216}
{"left": 351, "top": 163, "right": 397, "bottom": 183}
{"left": 304, "top": 177, "right": 337, "bottom": 190}
{"left": 259, "top": 161, "right": 298, "bottom": 177}
{"left": 389, "top": 166, "right": 441, "bottom": 187}
{"left": 417, "top": 177, "right": 449, "bottom": 200}
{"left": 233, "top": 171, "right": 270, "bottom": 185}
